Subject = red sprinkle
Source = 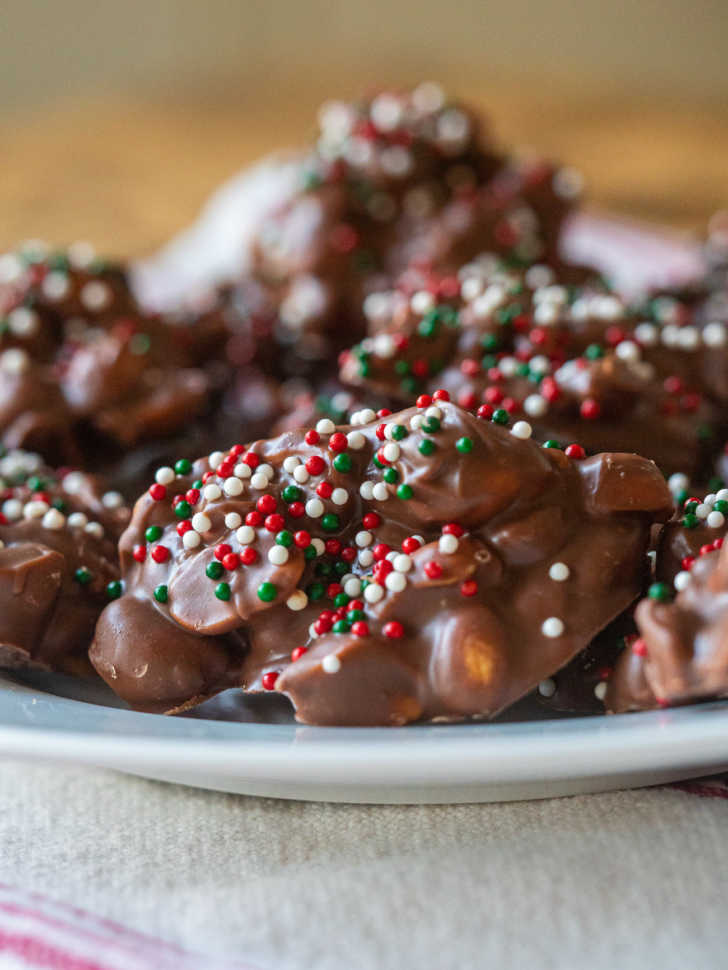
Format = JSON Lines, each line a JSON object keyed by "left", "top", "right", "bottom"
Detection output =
{"left": 305, "top": 429, "right": 320, "bottom": 446}
{"left": 416, "top": 394, "right": 432, "bottom": 408}
{"left": 151, "top": 545, "right": 170, "bottom": 564}
{"left": 317, "top": 481, "right": 333, "bottom": 499}
{"left": 132, "top": 543, "right": 147, "bottom": 563}
{"left": 328, "top": 432, "right": 348, "bottom": 453}
{"left": 240, "top": 547, "right": 258, "bottom": 565}
{"left": 149, "top": 484, "right": 166, "bottom": 501}
{"left": 477, "top": 404, "right": 494, "bottom": 420}
{"left": 373, "top": 543, "right": 391, "bottom": 561}
{"left": 185, "top": 488, "right": 200, "bottom": 505}
{"left": 383, "top": 621, "right": 405, "bottom": 639}
{"left": 242, "top": 452, "right": 260, "bottom": 468}
{"left": 257, "top": 494, "right": 277, "bottom": 515}
{"left": 564, "top": 444, "right": 586, "bottom": 460}
{"left": 288, "top": 502, "right": 305, "bottom": 518}
{"left": 460, "top": 580, "right": 478, "bottom": 597}
{"left": 424, "top": 561, "right": 442, "bottom": 579}
{"left": 362, "top": 512, "right": 381, "bottom": 529}
{"left": 324, "top": 539, "right": 341, "bottom": 556}
{"left": 222, "top": 553, "right": 240, "bottom": 571}
{"left": 580, "top": 399, "right": 601, "bottom": 420}
{"left": 215, "top": 543, "right": 232, "bottom": 561}
{"left": 246, "top": 510, "right": 263, "bottom": 527}
{"left": 291, "top": 647, "right": 308, "bottom": 662}
{"left": 261, "top": 671, "right": 279, "bottom": 691}
{"left": 265, "top": 514, "right": 285, "bottom": 533}
{"left": 306, "top": 455, "right": 325, "bottom": 476}
{"left": 402, "top": 537, "right": 421, "bottom": 554}
{"left": 294, "top": 530, "right": 311, "bottom": 548}
{"left": 176, "top": 520, "right": 192, "bottom": 536}
{"left": 442, "top": 523, "right": 464, "bottom": 537}
{"left": 432, "top": 389, "right": 450, "bottom": 402}
{"left": 351, "top": 621, "right": 370, "bottom": 637}
{"left": 632, "top": 638, "right": 648, "bottom": 657}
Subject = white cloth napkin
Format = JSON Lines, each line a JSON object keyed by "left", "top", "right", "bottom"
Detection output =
{"left": 0, "top": 760, "right": 726, "bottom": 970}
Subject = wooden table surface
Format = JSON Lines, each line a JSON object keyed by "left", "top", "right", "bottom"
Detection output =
{"left": 1, "top": 80, "right": 727, "bottom": 258}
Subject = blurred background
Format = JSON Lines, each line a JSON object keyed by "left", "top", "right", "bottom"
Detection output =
{"left": 2, "top": 0, "right": 727, "bottom": 256}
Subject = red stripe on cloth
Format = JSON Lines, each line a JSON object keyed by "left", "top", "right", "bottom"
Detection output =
{"left": 0, "top": 926, "right": 111, "bottom": 970}
{"left": 671, "top": 780, "right": 728, "bottom": 799}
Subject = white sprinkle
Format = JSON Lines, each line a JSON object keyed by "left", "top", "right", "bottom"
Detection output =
{"left": 2, "top": 499, "right": 22, "bottom": 520}
{"left": 203, "top": 484, "right": 222, "bottom": 501}
{"left": 439, "top": 534, "right": 459, "bottom": 554}
{"left": 316, "top": 418, "right": 335, "bottom": 434}
{"left": 548, "top": 562, "right": 570, "bottom": 582}
{"left": 523, "top": 394, "right": 548, "bottom": 418}
{"left": 552, "top": 167, "right": 584, "bottom": 200}
{"left": 355, "top": 530, "right": 373, "bottom": 547}
{"left": 208, "top": 451, "right": 224, "bottom": 470}
{"left": 372, "top": 482, "right": 389, "bottom": 501}
{"left": 250, "top": 473, "right": 269, "bottom": 490}
{"left": 461, "top": 277, "right": 483, "bottom": 302}
{"left": 385, "top": 572, "right": 407, "bottom": 592}
{"left": 80, "top": 280, "right": 111, "bottom": 311}
{"left": 529, "top": 355, "right": 550, "bottom": 375}
{"left": 393, "top": 554, "right": 413, "bottom": 573}
{"left": 41, "top": 272, "right": 70, "bottom": 302}
{"left": 8, "top": 307, "right": 39, "bottom": 337}
{"left": 102, "top": 490, "right": 123, "bottom": 509}
{"left": 358, "top": 549, "right": 374, "bottom": 567}
{"left": 364, "top": 583, "right": 384, "bottom": 603}
{"left": 425, "top": 406, "right": 442, "bottom": 421}
{"left": 410, "top": 414, "right": 424, "bottom": 431}
{"left": 386, "top": 550, "right": 398, "bottom": 562}
{"left": 541, "top": 617, "right": 565, "bottom": 638}
{"left": 538, "top": 678, "right": 556, "bottom": 698}
{"left": 358, "top": 408, "right": 377, "bottom": 425}
{"left": 305, "top": 498, "right": 324, "bottom": 518}
{"left": 67, "top": 512, "right": 88, "bottom": 528}
{"left": 696, "top": 503, "right": 711, "bottom": 519}
{"left": 703, "top": 322, "right": 726, "bottom": 347}
{"left": 223, "top": 477, "right": 243, "bottom": 497}
{"left": 236, "top": 525, "right": 256, "bottom": 545}
{"left": 67, "top": 240, "right": 96, "bottom": 268}
{"left": 0, "top": 253, "right": 23, "bottom": 284}
{"left": 717, "top": 489, "right": 728, "bottom": 502}
{"left": 283, "top": 456, "right": 301, "bottom": 473}
{"left": 311, "top": 538, "right": 325, "bottom": 556}
{"left": 594, "top": 682, "right": 608, "bottom": 701}
{"left": 85, "top": 522, "right": 103, "bottom": 538}
{"left": 42, "top": 509, "right": 65, "bottom": 530}
{"left": 343, "top": 577, "right": 362, "bottom": 597}
{"left": 634, "top": 322, "right": 658, "bottom": 346}
{"left": 192, "top": 513, "right": 211, "bottom": 533}
{"left": 382, "top": 443, "right": 401, "bottom": 462}
{"left": 0, "top": 348, "right": 30, "bottom": 375}
{"left": 668, "top": 473, "right": 689, "bottom": 492}
{"left": 224, "top": 512, "right": 242, "bottom": 529}
{"left": 707, "top": 511, "right": 725, "bottom": 529}
{"left": 615, "top": 340, "right": 640, "bottom": 362}
{"left": 411, "top": 290, "right": 435, "bottom": 315}
{"left": 234, "top": 463, "right": 252, "bottom": 479}
{"left": 155, "top": 466, "right": 175, "bottom": 485}
{"left": 677, "top": 326, "right": 699, "bottom": 350}
{"left": 346, "top": 430, "right": 366, "bottom": 450}
{"left": 24, "top": 500, "right": 49, "bottom": 519}
{"left": 293, "top": 465, "right": 310, "bottom": 484}
{"left": 268, "top": 546, "right": 289, "bottom": 566}
{"left": 510, "top": 421, "right": 532, "bottom": 440}
{"left": 258, "top": 463, "right": 274, "bottom": 480}
{"left": 373, "top": 333, "right": 395, "bottom": 358}
{"left": 674, "top": 570, "right": 691, "bottom": 591}
{"left": 322, "top": 655, "right": 341, "bottom": 674}
{"left": 183, "top": 530, "right": 201, "bottom": 549}
{"left": 286, "top": 590, "right": 308, "bottom": 611}
{"left": 331, "top": 488, "right": 348, "bottom": 506}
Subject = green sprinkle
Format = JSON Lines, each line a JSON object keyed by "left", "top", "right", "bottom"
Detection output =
{"left": 333, "top": 560, "right": 348, "bottom": 577}
{"left": 397, "top": 483, "right": 413, "bottom": 500}
{"left": 275, "top": 530, "right": 293, "bottom": 547}
{"left": 418, "top": 314, "right": 439, "bottom": 339}
{"left": 585, "top": 344, "right": 604, "bottom": 360}
{"left": 306, "top": 582, "right": 325, "bottom": 601}
{"left": 206, "top": 561, "right": 224, "bottom": 580}
{"left": 215, "top": 582, "right": 232, "bottom": 601}
{"left": 400, "top": 376, "right": 419, "bottom": 395}
{"left": 257, "top": 581, "right": 277, "bottom": 602}
{"left": 334, "top": 593, "right": 350, "bottom": 608}
{"left": 321, "top": 513, "right": 340, "bottom": 532}
{"left": 481, "top": 333, "right": 500, "bottom": 352}
{"left": 333, "top": 453, "right": 352, "bottom": 473}
{"left": 421, "top": 416, "right": 441, "bottom": 433}
{"left": 418, "top": 438, "right": 436, "bottom": 456}
{"left": 282, "top": 485, "right": 302, "bottom": 503}
{"left": 391, "top": 424, "right": 407, "bottom": 440}
{"left": 543, "top": 439, "right": 562, "bottom": 450}
{"left": 315, "top": 561, "right": 333, "bottom": 577}
{"left": 129, "top": 333, "right": 151, "bottom": 355}
{"left": 648, "top": 582, "right": 671, "bottom": 602}
{"left": 714, "top": 500, "right": 728, "bottom": 514}
{"left": 708, "top": 477, "right": 725, "bottom": 493}
{"left": 174, "top": 500, "right": 192, "bottom": 519}
{"left": 106, "top": 580, "right": 123, "bottom": 600}
{"left": 192, "top": 479, "right": 203, "bottom": 489}
{"left": 333, "top": 619, "right": 350, "bottom": 634}
{"left": 74, "top": 567, "right": 92, "bottom": 586}
{"left": 455, "top": 436, "right": 474, "bottom": 454}
{"left": 153, "top": 584, "right": 168, "bottom": 603}
{"left": 347, "top": 609, "right": 364, "bottom": 622}
{"left": 383, "top": 467, "right": 399, "bottom": 484}
{"left": 682, "top": 513, "right": 699, "bottom": 529}
{"left": 304, "top": 545, "right": 316, "bottom": 561}
{"left": 145, "top": 525, "right": 162, "bottom": 543}
{"left": 174, "top": 458, "right": 192, "bottom": 475}
{"left": 491, "top": 409, "right": 509, "bottom": 426}
{"left": 27, "top": 476, "right": 45, "bottom": 492}
{"left": 52, "top": 498, "right": 67, "bottom": 513}
{"left": 394, "top": 360, "right": 410, "bottom": 376}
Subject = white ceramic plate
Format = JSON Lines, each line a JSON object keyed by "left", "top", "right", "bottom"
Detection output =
{"left": 0, "top": 669, "right": 727, "bottom": 803}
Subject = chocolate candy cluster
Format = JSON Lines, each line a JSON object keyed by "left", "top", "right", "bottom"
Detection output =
{"left": 2, "top": 85, "right": 728, "bottom": 723}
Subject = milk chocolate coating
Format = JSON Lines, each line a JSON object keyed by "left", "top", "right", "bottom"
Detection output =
{"left": 0, "top": 449, "right": 129, "bottom": 674}
{"left": 211, "top": 87, "right": 579, "bottom": 382}
{"left": 607, "top": 541, "right": 728, "bottom": 713}
{"left": 339, "top": 256, "right": 723, "bottom": 478}
{"left": 90, "top": 399, "right": 671, "bottom": 724}
{"left": 0, "top": 245, "right": 213, "bottom": 468}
